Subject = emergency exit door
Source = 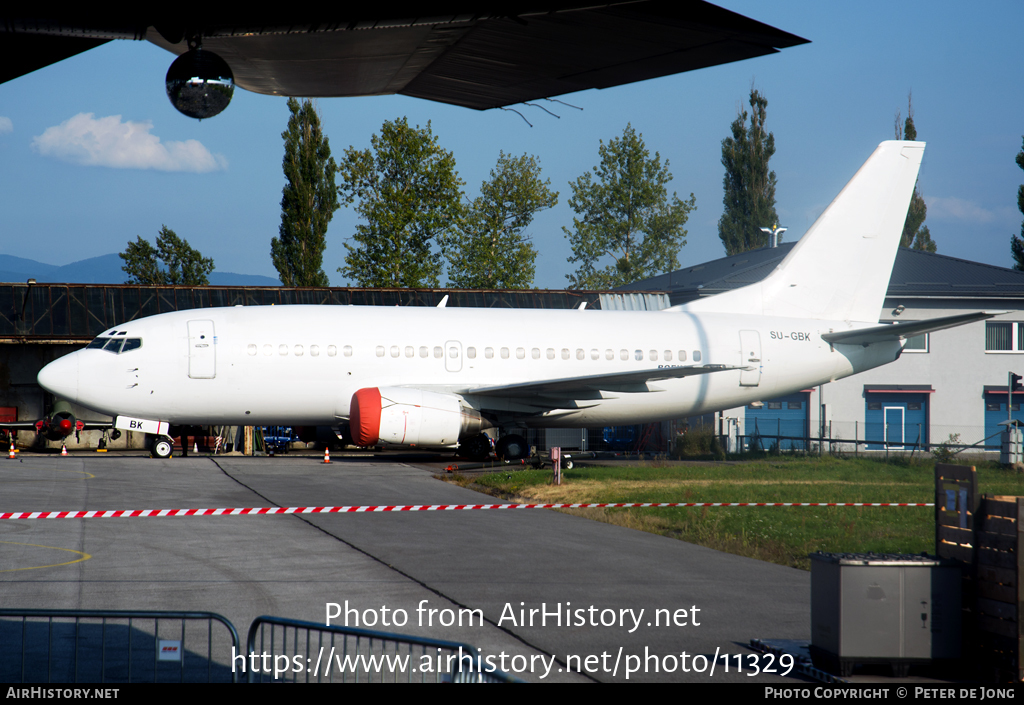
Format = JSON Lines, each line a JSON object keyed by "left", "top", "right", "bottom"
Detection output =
{"left": 187, "top": 320, "right": 216, "bottom": 379}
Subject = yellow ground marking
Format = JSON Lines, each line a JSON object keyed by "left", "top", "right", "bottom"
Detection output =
{"left": 0, "top": 541, "right": 92, "bottom": 572}
{"left": 0, "top": 467, "right": 95, "bottom": 482}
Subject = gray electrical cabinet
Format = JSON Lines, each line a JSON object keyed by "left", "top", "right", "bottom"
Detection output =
{"left": 809, "top": 552, "right": 961, "bottom": 677}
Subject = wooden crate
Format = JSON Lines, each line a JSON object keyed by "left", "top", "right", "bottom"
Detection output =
{"left": 935, "top": 464, "right": 1022, "bottom": 681}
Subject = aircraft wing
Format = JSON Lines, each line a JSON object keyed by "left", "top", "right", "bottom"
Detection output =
{"left": 2, "top": 4, "right": 808, "bottom": 109}
{"left": 465, "top": 363, "right": 749, "bottom": 398}
{"left": 821, "top": 311, "right": 1005, "bottom": 347}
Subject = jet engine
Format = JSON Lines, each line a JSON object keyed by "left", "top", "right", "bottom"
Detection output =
{"left": 349, "top": 387, "right": 488, "bottom": 448}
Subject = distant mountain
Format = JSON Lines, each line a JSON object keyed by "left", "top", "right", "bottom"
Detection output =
{"left": 0, "top": 253, "right": 281, "bottom": 286}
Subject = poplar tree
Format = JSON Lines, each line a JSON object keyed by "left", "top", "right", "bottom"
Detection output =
{"left": 718, "top": 88, "right": 778, "bottom": 255}
{"left": 564, "top": 124, "right": 695, "bottom": 289}
{"left": 446, "top": 152, "right": 557, "bottom": 289}
{"left": 271, "top": 98, "right": 338, "bottom": 287}
{"left": 338, "top": 117, "right": 463, "bottom": 288}
{"left": 1012, "top": 137, "right": 1024, "bottom": 271}
{"left": 895, "top": 95, "right": 936, "bottom": 252}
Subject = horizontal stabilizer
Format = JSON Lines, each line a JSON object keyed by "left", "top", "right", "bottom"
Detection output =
{"left": 821, "top": 311, "right": 1005, "bottom": 346}
{"left": 466, "top": 363, "right": 749, "bottom": 397}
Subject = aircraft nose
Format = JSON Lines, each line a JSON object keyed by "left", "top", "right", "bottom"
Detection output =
{"left": 37, "top": 353, "right": 79, "bottom": 401}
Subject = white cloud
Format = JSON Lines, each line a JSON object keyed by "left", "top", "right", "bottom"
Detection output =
{"left": 926, "top": 196, "right": 999, "bottom": 224}
{"left": 32, "top": 113, "right": 226, "bottom": 172}
{"left": 0, "top": 117, "right": 12, "bottom": 134}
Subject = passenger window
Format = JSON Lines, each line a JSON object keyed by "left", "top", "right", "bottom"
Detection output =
{"left": 247, "top": 344, "right": 257, "bottom": 356}
{"left": 405, "top": 346, "right": 414, "bottom": 358}
{"left": 576, "top": 349, "right": 585, "bottom": 360}
{"left": 590, "top": 349, "right": 599, "bottom": 360}
{"left": 634, "top": 350, "right": 643, "bottom": 361}
{"left": 311, "top": 345, "right": 320, "bottom": 357}
{"left": 679, "top": 350, "right": 686, "bottom": 361}
{"left": 328, "top": 345, "right": 337, "bottom": 357}
{"left": 449, "top": 346, "right": 459, "bottom": 358}
{"left": 532, "top": 348, "right": 540, "bottom": 359}
{"left": 375, "top": 346, "right": 384, "bottom": 358}
{"left": 605, "top": 349, "right": 614, "bottom": 360}
{"left": 649, "top": 350, "right": 658, "bottom": 361}
{"left": 620, "top": 349, "right": 628, "bottom": 361}
{"left": 263, "top": 344, "right": 273, "bottom": 357}
{"left": 546, "top": 348, "right": 555, "bottom": 360}
{"left": 467, "top": 347, "right": 476, "bottom": 359}
{"left": 120, "top": 339, "right": 142, "bottom": 353}
{"left": 390, "top": 346, "right": 400, "bottom": 358}
{"left": 561, "top": 348, "right": 570, "bottom": 360}
{"left": 516, "top": 348, "right": 525, "bottom": 359}
{"left": 343, "top": 346, "right": 353, "bottom": 357}
{"left": 434, "top": 346, "right": 443, "bottom": 358}
{"left": 279, "top": 344, "right": 288, "bottom": 356}
{"left": 485, "top": 347, "right": 494, "bottom": 359}
{"left": 501, "top": 348, "right": 510, "bottom": 359}
{"left": 693, "top": 350, "right": 701, "bottom": 362}
{"left": 664, "top": 350, "right": 672, "bottom": 361}
{"left": 294, "top": 345, "right": 304, "bottom": 357}
{"left": 419, "top": 346, "right": 429, "bottom": 358}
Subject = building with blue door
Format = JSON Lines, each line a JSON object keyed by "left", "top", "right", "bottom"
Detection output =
{"left": 628, "top": 244, "right": 1024, "bottom": 453}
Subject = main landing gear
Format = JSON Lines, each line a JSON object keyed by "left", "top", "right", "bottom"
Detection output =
{"left": 496, "top": 433, "right": 528, "bottom": 462}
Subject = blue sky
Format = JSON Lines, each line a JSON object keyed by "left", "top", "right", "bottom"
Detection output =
{"left": 1, "top": 1, "right": 1022, "bottom": 288}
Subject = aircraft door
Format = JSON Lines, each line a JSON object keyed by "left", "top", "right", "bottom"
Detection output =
{"left": 187, "top": 320, "right": 216, "bottom": 379}
{"left": 444, "top": 340, "right": 462, "bottom": 372}
{"left": 739, "top": 330, "right": 762, "bottom": 387}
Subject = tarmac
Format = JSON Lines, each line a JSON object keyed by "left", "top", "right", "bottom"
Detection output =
{"left": 0, "top": 452, "right": 814, "bottom": 683}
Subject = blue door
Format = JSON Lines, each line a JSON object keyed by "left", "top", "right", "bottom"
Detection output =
{"left": 865, "top": 393, "right": 928, "bottom": 450}
{"left": 745, "top": 392, "right": 809, "bottom": 450}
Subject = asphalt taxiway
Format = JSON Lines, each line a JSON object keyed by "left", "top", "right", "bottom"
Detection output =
{"left": 0, "top": 454, "right": 811, "bottom": 682}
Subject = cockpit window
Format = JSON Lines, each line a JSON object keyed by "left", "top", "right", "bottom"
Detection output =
{"left": 87, "top": 337, "right": 142, "bottom": 354}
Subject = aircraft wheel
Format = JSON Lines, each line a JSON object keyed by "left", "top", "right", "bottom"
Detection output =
{"left": 460, "top": 434, "right": 492, "bottom": 461}
{"left": 496, "top": 434, "right": 528, "bottom": 461}
{"left": 151, "top": 437, "right": 174, "bottom": 459}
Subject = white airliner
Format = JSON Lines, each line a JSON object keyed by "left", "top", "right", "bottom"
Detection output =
{"left": 37, "top": 141, "right": 998, "bottom": 459}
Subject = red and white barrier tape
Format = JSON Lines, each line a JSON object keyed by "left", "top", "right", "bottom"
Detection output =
{"left": 0, "top": 501, "right": 933, "bottom": 520}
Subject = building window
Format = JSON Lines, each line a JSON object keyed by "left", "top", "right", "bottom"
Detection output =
{"left": 903, "top": 333, "right": 928, "bottom": 353}
{"left": 985, "top": 321, "right": 1024, "bottom": 352}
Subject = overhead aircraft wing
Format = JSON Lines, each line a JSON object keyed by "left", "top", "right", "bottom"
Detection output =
{"left": 466, "top": 363, "right": 749, "bottom": 398}
{"left": 2, "top": 4, "right": 808, "bottom": 109}
{"left": 821, "top": 311, "right": 1005, "bottom": 347}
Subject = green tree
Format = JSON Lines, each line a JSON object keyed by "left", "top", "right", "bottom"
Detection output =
{"left": 895, "top": 95, "right": 936, "bottom": 252}
{"left": 338, "top": 117, "right": 463, "bottom": 288}
{"left": 271, "top": 98, "right": 339, "bottom": 287}
{"left": 120, "top": 226, "right": 214, "bottom": 285}
{"left": 564, "top": 124, "right": 695, "bottom": 289}
{"left": 718, "top": 88, "right": 779, "bottom": 255}
{"left": 1011, "top": 137, "right": 1024, "bottom": 271}
{"left": 446, "top": 152, "right": 558, "bottom": 289}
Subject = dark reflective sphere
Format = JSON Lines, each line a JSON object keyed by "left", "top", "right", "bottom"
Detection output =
{"left": 165, "top": 49, "right": 234, "bottom": 120}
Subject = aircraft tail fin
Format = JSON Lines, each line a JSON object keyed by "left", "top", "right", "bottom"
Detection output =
{"left": 681, "top": 141, "right": 925, "bottom": 322}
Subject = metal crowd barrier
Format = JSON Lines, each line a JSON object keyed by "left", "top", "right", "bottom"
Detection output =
{"left": 0, "top": 609, "right": 241, "bottom": 683}
{"left": 245, "top": 615, "right": 519, "bottom": 683}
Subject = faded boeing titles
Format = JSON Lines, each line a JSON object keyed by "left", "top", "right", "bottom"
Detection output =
{"left": 498, "top": 603, "right": 700, "bottom": 634}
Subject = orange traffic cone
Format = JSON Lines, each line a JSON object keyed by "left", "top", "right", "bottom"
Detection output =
{"left": 61, "top": 443, "right": 68, "bottom": 457}
{"left": 322, "top": 448, "right": 331, "bottom": 464}
{"left": 8, "top": 442, "right": 15, "bottom": 459}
